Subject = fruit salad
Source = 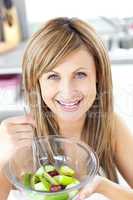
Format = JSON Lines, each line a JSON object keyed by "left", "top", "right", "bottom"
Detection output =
{"left": 23, "top": 164, "right": 80, "bottom": 200}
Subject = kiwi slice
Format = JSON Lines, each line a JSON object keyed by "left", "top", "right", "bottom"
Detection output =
{"left": 23, "top": 173, "right": 32, "bottom": 189}
{"left": 44, "top": 164, "right": 56, "bottom": 173}
{"left": 35, "top": 166, "right": 45, "bottom": 176}
{"left": 54, "top": 175, "right": 77, "bottom": 186}
{"left": 43, "top": 171, "right": 59, "bottom": 185}
{"left": 59, "top": 165, "right": 75, "bottom": 176}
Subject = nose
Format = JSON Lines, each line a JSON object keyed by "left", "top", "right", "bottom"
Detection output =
{"left": 58, "top": 78, "right": 76, "bottom": 99}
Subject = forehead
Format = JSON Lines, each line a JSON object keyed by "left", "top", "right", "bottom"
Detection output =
{"left": 52, "top": 48, "right": 96, "bottom": 73}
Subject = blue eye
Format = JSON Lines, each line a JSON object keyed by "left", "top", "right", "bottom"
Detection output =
{"left": 75, "top": 72, "right": 87, "bottom": 79}
{"left": 47, "top": 74, "right": 60, "bottom": 80}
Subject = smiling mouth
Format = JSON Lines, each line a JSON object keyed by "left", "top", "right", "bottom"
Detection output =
{"left": 56, "top": 98, "right": 83, "bottom": 111}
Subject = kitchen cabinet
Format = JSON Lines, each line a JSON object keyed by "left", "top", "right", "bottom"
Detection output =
{"left": 0, "top": 41, "right": 26, "bottom": 121}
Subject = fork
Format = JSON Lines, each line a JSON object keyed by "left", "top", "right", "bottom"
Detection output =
{"left": 23, "top": 106, "right": 55, "bottom": 169}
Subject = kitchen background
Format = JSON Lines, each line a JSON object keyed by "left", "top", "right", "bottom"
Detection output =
{"left": 0, "top": 0, "right": 133, "bottom": 187}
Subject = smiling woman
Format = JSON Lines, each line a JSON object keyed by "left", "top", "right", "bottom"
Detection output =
{"left": 22, "top": 17, "right": 116, "bottom": 181}
{"left": 0, "top": 17, "right": 133, "bottom": 200}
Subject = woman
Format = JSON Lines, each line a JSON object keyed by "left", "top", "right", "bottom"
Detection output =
{"left": 0, "top": 17, "right": 133, "bottom": 200}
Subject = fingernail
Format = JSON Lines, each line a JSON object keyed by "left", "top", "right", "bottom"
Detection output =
{"left": 77, "top": 194, "right": 86, "bottom": 200}
{"left": 76, "top": 195, "right": 81, "bottom": 200}
{"left": 76, "top": 196, "right": 81, "bottom": 200}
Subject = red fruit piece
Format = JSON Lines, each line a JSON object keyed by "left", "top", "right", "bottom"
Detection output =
{"left": 48, "top": 170, "right": 59, "bottom": 177}
{"left": 50, "top": 185, "right": 62, "bottom": 192}
{"left": 61, "top": 185, "right": 66, "bottom": 190}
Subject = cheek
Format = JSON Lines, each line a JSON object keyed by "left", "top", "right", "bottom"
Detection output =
{"left": 83, "top": 84, "right": 96, "bottom": 101}
{"left": 40, "top": 82, "right": 57, "bottom": 102}
{"left": 81, "top": 77, "right": 96, "bottom": 99}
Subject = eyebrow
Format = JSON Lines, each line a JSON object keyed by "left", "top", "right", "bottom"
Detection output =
{"left": 49, "top": 67, "right": 89, "bottom": 74}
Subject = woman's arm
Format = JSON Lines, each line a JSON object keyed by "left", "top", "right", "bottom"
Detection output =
{"left": 77, "top": 175, "right": 133, "bottom": 200}
{"left": 99, "top": 177, "right": 133, "bottom": 200}
{"left": 0, "top": 168, "right": 11, "bottom": 200}
{"left": 78, "top": 113, "right": 133, "bottom": 199}
{"left": 0, "top": 115, "right": 35, "bottom": 200}
{"left": 113, "top": 113, "right": 133, "bottom": 187}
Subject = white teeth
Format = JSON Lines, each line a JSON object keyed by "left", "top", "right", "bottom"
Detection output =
{"left": 61, "top": 102, "right": 78, "bottom": 106}
{"left": 58, "top": 100, "right": 80, "bottom": 106}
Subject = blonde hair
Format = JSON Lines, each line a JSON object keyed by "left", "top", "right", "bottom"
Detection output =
{"left": 22, "top": 17, "right": 118, "bottom": 182}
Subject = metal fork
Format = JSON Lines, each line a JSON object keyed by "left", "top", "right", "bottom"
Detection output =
{"left": 23, "top": 106, "right": 55, "bottom": 169}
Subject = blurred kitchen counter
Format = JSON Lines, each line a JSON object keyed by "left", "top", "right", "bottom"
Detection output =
{"left": 109, "top": 48, "right": 133, "bottom": 64}
{"left": 0, "top": 41, "right": 26, "bottom": 74}
{"left": 1, "top": 41, "right": 133, "bottom": 75}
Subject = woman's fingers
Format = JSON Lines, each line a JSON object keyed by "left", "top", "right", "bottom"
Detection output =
{"left": 11, "top": 131, "right": 33, "bottom": 142}
{"left": 1, "top": 115, "right": 35, "bottom": 127}
{"left": 15, "top": 139, "right": 33, "bottom": 149}
{"left": 0, "top": 122, "right": 34, "bottom": 138}
{"left": 8, "top": 124, "right": 34, "bottom": 147}
{"left": 77, "top": 175, "right": 103, "bottom": 200}
{"left": 10, "top": 124, "right": 33, "bottom": 133}
{"left": 0, "top": 115, "right": 35, "bottom": 136}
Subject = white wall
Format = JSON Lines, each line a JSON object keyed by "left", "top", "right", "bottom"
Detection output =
{"left": 25, "top": 0, "right": 133, "bottom": 23}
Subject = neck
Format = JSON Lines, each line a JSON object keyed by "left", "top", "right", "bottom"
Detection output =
{"left": 57, "top": 115, "right": 86, "bottom": 140}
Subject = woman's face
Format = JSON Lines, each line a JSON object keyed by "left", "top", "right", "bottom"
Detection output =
{"left": 39, "top": 48, "right": 97, "bottom": 122}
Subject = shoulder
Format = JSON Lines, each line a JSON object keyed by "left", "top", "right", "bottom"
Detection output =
{"left": 111, "top": 112, "right": 133, "bottom": 159}
{"left": 112, "top": 112, "right": 132, "bottom": 137}
{"left": 111, "top": 112, "right": 132, "bottom": 152}
{"left": 112, "top": 112, "right": 125, "bottom": 134}
{"left": 111, "top": 113, "right": 133, "bottom": 186}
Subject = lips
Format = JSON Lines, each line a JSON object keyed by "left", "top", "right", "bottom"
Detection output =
{"left": 56, "top": 98, "right": 83, "bottom": 112}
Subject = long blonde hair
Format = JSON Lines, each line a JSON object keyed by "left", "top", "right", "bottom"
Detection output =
{"left": 22, "top": 17, "right": 118, "bottom": 182}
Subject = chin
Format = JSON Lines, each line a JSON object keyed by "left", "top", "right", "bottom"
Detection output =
{"left": 58, "top": 113, "right": 85, "bottom": 122}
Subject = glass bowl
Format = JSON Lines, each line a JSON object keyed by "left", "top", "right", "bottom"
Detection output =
{"left": 4, "top": 135, "right": 99, "bottom": 200}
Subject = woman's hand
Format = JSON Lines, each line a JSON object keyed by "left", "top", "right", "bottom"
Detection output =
{"left": 77, "top": 175, "right": 133, "bottom": 200}
{"left": 77, "top": 175, "right": 103, "bottom": 199}
{"left": 0, "top": 115, "right": 35, "bottom": 168}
